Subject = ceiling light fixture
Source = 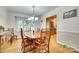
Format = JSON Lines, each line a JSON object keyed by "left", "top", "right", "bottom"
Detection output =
{"left": 28, "top": 6, "right": 39, "bottom": 21}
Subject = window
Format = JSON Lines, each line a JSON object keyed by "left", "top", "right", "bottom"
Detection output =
{"left": 15, "top": 16, "right": 36, "bottom": 31}
{"left": 17, "top": 20, "right": 23, "bottom": 29}
{"left": 15, "top": 16, "right": 41, "bottom": 32}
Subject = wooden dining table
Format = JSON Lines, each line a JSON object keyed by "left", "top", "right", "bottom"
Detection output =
{"left": 24, "top": 31, "right": 40, "bottom": 39}
{"left": 24, "top": 31, "right": 40, "bottom": 46}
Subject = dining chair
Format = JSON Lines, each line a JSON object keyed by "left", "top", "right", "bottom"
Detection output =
{"left": 20, "top": 28, "right": 33, "bottom": 53}
{"left": 39, "top": 29, "right": 50, "bottom": 53}
{"left": 31, "top": 38, "right": 42, "bottom": 53}
{"left": 0, "top": 26, "right": 4, "bottom": 49}
{"left": 9, "top": 28, "right": 17, "bottom": 40}
{"left": 5, "top": 28, "right": 17, "bottom": 45}
{"left": 32, "top": 29, "right": 50, "bottom": 53}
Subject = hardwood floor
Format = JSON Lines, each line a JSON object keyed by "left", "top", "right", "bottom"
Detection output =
{"left": 0, "top": 34, "right": 78, "bottom": 53}
{"left": 50, "top": 34, "right": 76, "bottom": 53}
{"left": 1, "top": 39, "right": 22, "bottom": 53}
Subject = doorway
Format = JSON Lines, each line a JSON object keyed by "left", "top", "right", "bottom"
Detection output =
{"left": 46, "top": 15, "right": 57, "bottom": 52}
{"left": 46, "top": 15, "right": 57, "bottom": 36}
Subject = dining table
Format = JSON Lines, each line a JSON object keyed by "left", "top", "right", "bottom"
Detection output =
{"left": 24, "top": 31, "right": 40, "bottom": 39}
{"left": 24, "top": 31, "right": 40, "bottom": 46}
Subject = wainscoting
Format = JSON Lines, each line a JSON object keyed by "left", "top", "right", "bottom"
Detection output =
{"left": 57, "top": 31, "right": 79, "bottom": 51}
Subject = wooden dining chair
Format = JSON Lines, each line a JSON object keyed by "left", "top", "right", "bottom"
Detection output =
{"left": 31, "top": 38, "right": 42, "bottom": 53}
{"left": 45, "top": 30, "right": 51, "bottom": 53}
{"left": 0, "top": 26, "right": 4, "bottom": 49}
{"left": 20, "top": 28, "right": 33, "bottom": 53}
{"left": 39, "top": 29, "right": 50, "bottom": 53}
{"left": 32, "top": 29, "right": 50, "bottom": 53}
{"left": 5, "top": 28, "right": 16, "bottom": 45}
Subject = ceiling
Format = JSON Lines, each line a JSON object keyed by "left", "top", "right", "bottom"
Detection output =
{"left": 6, "top": 6, "right": 57, "bottom": 17}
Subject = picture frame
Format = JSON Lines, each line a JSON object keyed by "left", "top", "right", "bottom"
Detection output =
{"left": 63, "top": 9, "right": 77, "bottom": 19}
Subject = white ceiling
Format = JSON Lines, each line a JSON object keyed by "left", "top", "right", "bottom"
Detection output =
{"left": 6, "top": 6, "right": 57, "bottom": 17}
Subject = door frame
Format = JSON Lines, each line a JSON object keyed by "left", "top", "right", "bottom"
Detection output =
{"left": 46, "top": 15, "right": 57, "bottom": 53}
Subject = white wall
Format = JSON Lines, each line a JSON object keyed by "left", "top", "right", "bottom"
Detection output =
{"left": 41, "top": 6, "right": 79, "bottom": 51}
{"left": 7, "top": 12, "right": 29, "bottom": 38}
{"left": 7, "top": 12, "right": 29, "bottom": 29}
{"left": 0, "top": 6, "right": 8, "bottom": 29}
{"left": 8, "top": 12, "right": 41, "bottom": 29}
{"left": 41, "top": 6, "right": 79, "bottom": 32}
{"left": 8, "top": 12, "right": 41, "bottom": 38}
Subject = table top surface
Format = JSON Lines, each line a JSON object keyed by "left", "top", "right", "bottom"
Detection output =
{"left": 24, "top": 32, "right": 40, "bottom": 39}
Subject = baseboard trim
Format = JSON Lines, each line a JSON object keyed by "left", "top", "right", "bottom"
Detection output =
{"left": 57, "top": 41, "right": 79, "bottom": 52}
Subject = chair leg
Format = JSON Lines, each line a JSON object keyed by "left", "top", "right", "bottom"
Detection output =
{"left": 21, "top": 47, "right": 25, "bottom": 53}
{"left": 23, "top": 48, "right": 25, "bottom": 53}
{"left": 21, "top": 44, "right": 25, "bottom": 53}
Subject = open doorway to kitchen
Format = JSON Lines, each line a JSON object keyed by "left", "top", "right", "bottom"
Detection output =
{"left": 46, "top": 15, "right": 57, "bottom": 52}
{"left": 46, "top": 15, "right": 57, "bottom": 37}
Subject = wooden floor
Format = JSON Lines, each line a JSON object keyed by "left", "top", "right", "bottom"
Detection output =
{"left": 0, "top": 34, "right": 78, "bottom": 53}
{"left": 49, "top": 35, "right": 76, "bottom": 53}
{"left": 1, "top": 39, "right": 22, "bottom": 53}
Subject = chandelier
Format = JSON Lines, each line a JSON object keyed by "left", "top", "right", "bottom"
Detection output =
{"left": 28, "top": 6, "right": 39, "bottom": 21}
